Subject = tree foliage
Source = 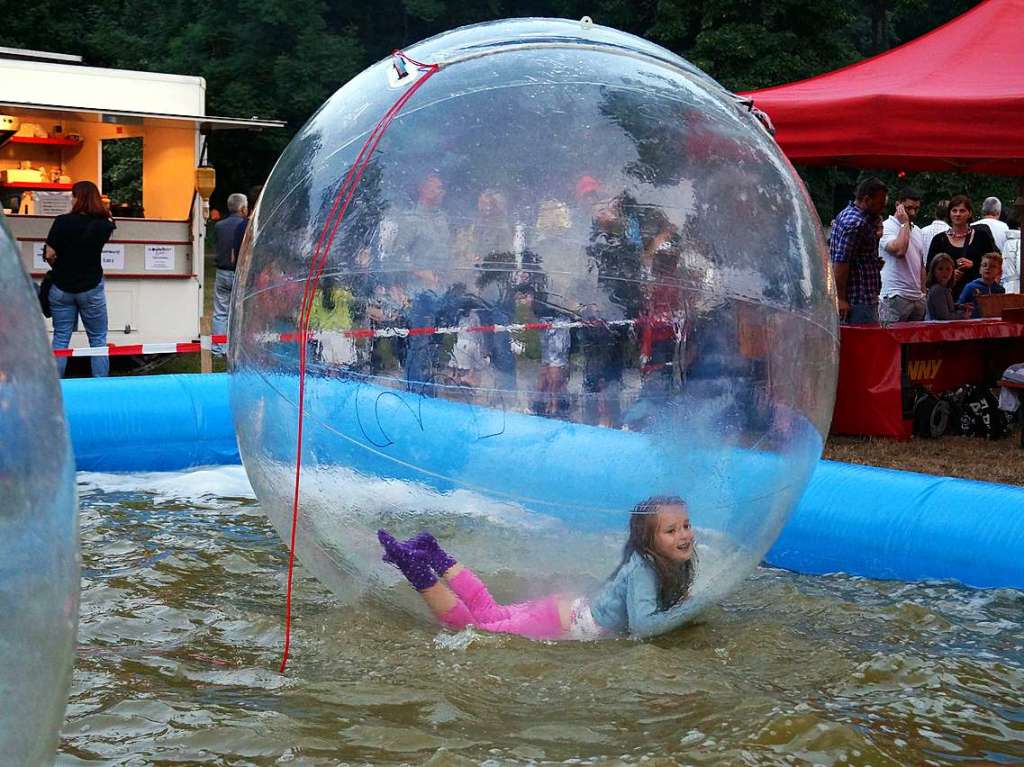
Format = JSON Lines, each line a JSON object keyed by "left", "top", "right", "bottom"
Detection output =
{"left": 0, "top": 0, "right": 1001, "bottom": 215}
{"left": 101, "top": 137, "right": 143, "bottom": 207}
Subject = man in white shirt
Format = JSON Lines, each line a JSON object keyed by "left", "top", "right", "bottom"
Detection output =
{"left": 973, "top": 196, "right": 1009, "bottom": 252}
{"left": 918, "top": 199, "right": 948, "bottom": 258}
{"left": 878, "top": 187, "right": 926, "bottom": 323}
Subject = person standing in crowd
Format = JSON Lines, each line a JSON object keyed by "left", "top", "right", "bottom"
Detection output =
{"left": 44, "top": 180, "right": 116, "bottom": 377}
{"left": 231, "top": 185, "right": 261, "bottom": 261}
{"left": 958, "top": 252, "right": 1004, "bottom": 319}
{"left": 829, "top": 177, "right": 887, "bottom": 323}
{"left": 878, "top": 188, "right": 926, "bottom": 323}
{"left": 453, "top": 188, "right": 517, "bottom": 391}
{"left": 386, "top": 174, "right": 453, "bottom": 394}
{"left": 973, "top": 197, "right": 1008, "bottom": 252}
{"left": 925, "top": 253, "right": 960, "bottom": 321}
{"left": 230, "top": 185, "right": 261, "bottom": 268}
{"left": 918, "top": 199, "right": 949, "bottom": 257}
{"left": 926, "top": 195, "right": 996, "bottom": 294}
{"left": 1012, "top": 195, "right": 1024, "bottom": 231}
{"left": 212, "top": 192, "right": 249, "bottom": 355}
{"left": 386, "top": 173, "right": 450, "bottom": 271}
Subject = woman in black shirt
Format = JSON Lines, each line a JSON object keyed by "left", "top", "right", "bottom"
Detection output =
{"left": 44, "top": 181, "right": 116, "bottom": 377}
{"left": 925, "top": 194, "right": 996, "bottom": 295}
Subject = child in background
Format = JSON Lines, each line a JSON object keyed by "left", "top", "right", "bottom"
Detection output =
{"left": 378, "top": 495, "right": 698, "bottom": 640}
{"left": 958, "top": 252, "right": 1004, "bottom": 319}
{"left": 925, "top": 253, "right": 960, "bottom": 320}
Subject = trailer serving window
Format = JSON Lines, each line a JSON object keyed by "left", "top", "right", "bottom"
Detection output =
{"left": 0, "top": 65, "right": 283, "bottom": 348}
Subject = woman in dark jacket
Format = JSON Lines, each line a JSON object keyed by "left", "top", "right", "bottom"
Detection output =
{"left": 925, "top": 194, "right": 996, "bottom": 296}
{"left": 44, "top": 180, "right": 116, "bottom": 377}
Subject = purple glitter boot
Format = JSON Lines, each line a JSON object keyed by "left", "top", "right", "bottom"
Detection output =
{"left": 406, "top": 531, "right": 458, "bottom": 576}
{"left": 378, "top": 530, "right": 437, "bottom": 591}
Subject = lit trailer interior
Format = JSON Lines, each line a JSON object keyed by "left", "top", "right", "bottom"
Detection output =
{"left": 0, "top": 47, "right": 284, "bottom": 349}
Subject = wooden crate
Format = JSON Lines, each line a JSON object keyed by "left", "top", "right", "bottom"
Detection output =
{"left": 977, "top": 292, "right": 1024, "bottom": 318}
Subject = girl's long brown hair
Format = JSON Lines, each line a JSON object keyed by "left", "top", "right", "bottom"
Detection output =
{"left": 927, "top": 253, "right": 955, "bottom": 288}
{"left": 612, "top": 495, "right": 697, "bottom": 610}
{"left": 70, "top": 181, "right": 109, "bottom": 217}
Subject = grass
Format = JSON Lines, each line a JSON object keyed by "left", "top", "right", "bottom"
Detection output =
{"left": 825, "top": 431, "right": 1023, "bottom": 487}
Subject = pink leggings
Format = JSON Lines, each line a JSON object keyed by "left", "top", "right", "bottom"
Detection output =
{"left": 439, "top": 569, "right": 565, "bottom": 640}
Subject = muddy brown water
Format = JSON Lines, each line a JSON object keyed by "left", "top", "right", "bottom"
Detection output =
{"left": 59, "top": 468, "right": 1023, "bottom": 766}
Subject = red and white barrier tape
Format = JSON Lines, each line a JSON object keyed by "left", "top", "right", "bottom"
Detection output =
{"left": 50, "top": 316, "right": 675, "bottom": 357}
{"left": 272, "top": 316, "right": 641, "bottom": 342}
{"left": 52, "top": 335, "right": 228, "bottom": 358}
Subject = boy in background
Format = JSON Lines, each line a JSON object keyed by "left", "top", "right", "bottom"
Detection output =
{"left": 958, "top": 252, "right": 1004, "bottom": 319}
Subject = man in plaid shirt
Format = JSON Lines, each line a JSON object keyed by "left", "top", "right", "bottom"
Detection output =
{"left": 829, "top": 177, "right": 888, "bottom": 323}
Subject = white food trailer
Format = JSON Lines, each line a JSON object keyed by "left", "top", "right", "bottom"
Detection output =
{"left": 0, "top": 47, "right": 283, "bottom": 348}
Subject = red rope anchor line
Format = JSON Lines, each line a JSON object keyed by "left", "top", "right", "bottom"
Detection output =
{"left": 280, "top": 51, "right": 440, "bottom": 672}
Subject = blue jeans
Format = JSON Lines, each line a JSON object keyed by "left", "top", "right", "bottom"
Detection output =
{"left": 212, "top": 268, "right": 236, "bottom": 355}
{"left": 405, "top": 290, "right": 442, "bottom": 395}
{"left": 50, "top": 281, "right": 109, "bottom": 377}
{"left": 846, "top": 303, "right": 879, "bottom": 324}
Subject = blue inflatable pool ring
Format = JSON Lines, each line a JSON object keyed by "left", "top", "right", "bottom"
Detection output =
{"left": 0, "top": 212, "right": 79, "bottom": 764}
{"left": 767, "top": 460, "right": 1024, "bottom": 589}
{"left": 63, "top": 373, "right": 238, "bottom": 472}
{"left": 60, "top": 373, "right": 1024, "bottom": 591}
{"left": 228, "top": 18, "right": 839, "bottom": 624}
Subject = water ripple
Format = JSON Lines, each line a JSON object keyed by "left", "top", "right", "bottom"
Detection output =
{"left": 59, "top": 468, "right": 1024, "bottom": 766}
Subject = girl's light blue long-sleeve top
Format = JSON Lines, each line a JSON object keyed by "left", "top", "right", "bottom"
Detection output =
{"left": 589, "top": 553, "right": 691, "bottom": 638}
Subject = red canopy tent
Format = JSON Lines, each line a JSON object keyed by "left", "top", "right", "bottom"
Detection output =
{"left": 744, "top": 0, "right": 1024, "bottom": 175}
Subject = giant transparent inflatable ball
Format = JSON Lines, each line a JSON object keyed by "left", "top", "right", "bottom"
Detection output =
{"left": 0, "top": 212, "right": 78, "bottom": 762}
{"left": 231, "top": 19, "right": 838, "bottom": 627}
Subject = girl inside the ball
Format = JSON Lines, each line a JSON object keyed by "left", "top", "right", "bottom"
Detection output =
{"left": 377, "top": 495, "right": 697, "bottom": 640}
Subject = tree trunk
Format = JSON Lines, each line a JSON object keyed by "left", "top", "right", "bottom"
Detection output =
{"left": 871, "top": 0, "right": 889, "bottom": 53}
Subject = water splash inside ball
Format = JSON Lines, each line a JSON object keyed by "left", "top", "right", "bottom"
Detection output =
{"left": 0, "top": 212, "right": 78, "bottom": 760}
{"left": 230, "top": 19, "right": 838, "bottom": 625}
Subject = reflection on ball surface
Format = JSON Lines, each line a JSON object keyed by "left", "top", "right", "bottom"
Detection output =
{"left": 230, "top": 19, "right": 838, "bottom": 625}
{"left": 0, "top": 213, "right": 79, "bottom": 761}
